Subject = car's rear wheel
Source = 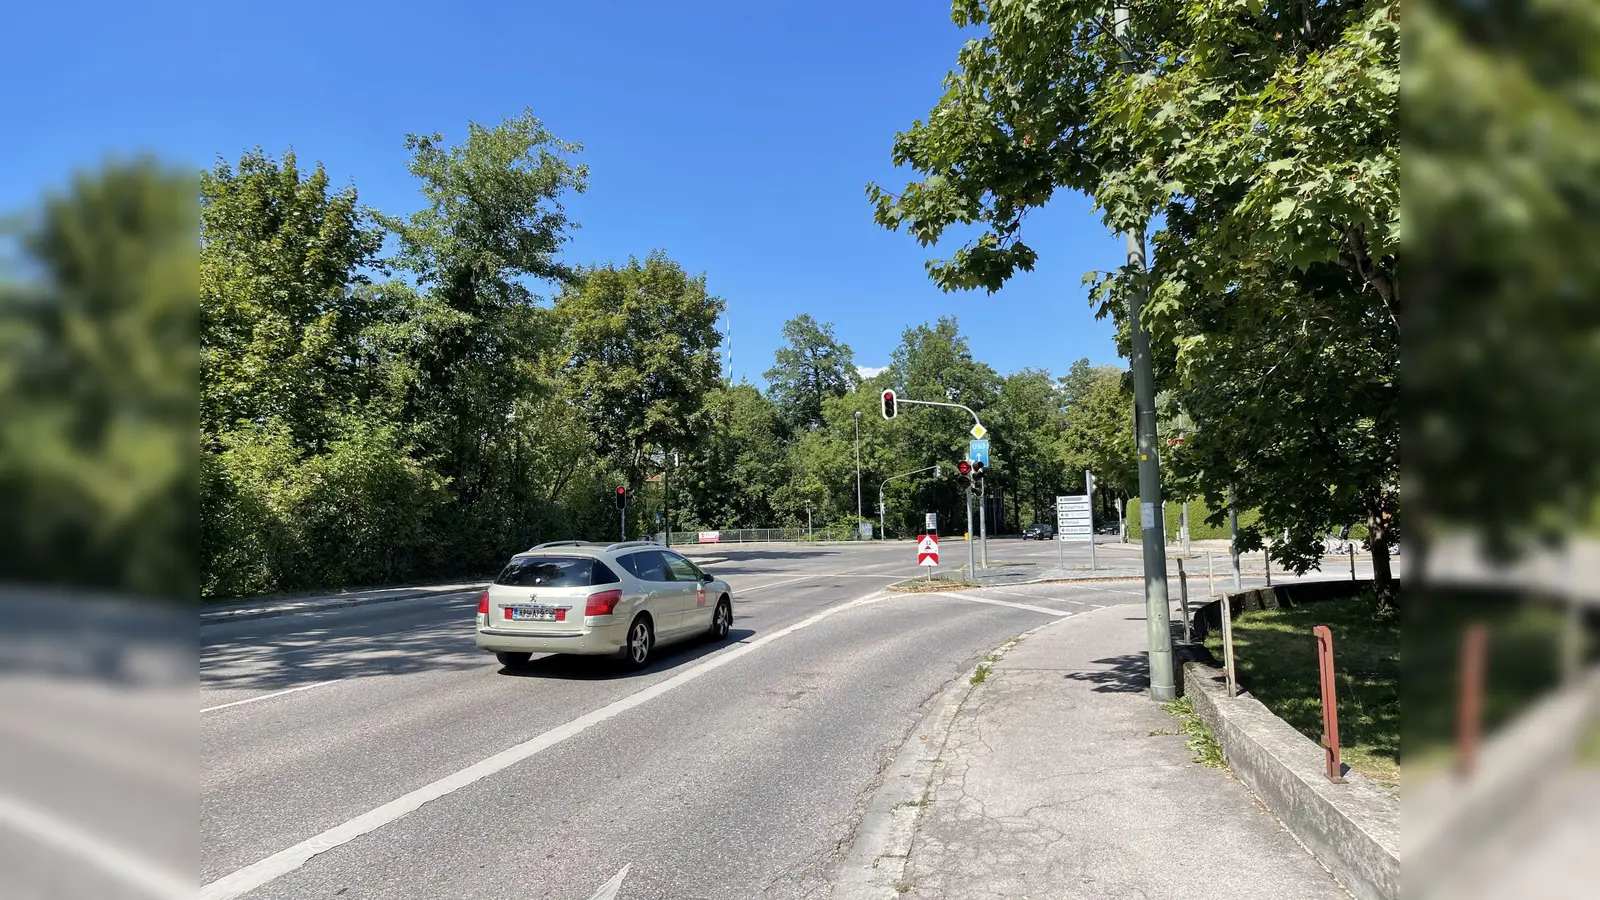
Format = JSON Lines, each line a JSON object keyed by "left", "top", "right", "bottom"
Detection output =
{"left": 623, "top": 616, "right": 654, "bottom": 669}
{"left": 495, "top": 651, "right": 532, "bottom": 669}
{"left": 709, "top": 597, "right": 732, "bottom": 641}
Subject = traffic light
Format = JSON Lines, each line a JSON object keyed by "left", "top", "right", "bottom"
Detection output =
{"left": 956, "top": 459, "right": 972, "bottom": 490}
{"left": 881, "top": 389, "right": 897, "bottom": 420}
{"left": 614, "top": 486, "right": 628, "bottom": 509}
{"left": 972, "top": 460, "right": 986, "bottom": 490}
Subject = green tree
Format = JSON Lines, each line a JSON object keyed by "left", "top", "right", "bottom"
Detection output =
{"left": 678, "top": 384, "right": 793, "bottom": 528}
{"left": 201, "top": 149, "right": 385, "bottom": 449}
{"left": 763, "top": 314, "right": 857, "bottom": 432}
{"left": 375, "top": 110, "right": 586, "bottom": 567}
{"left": 556, "top": 251, "right": 725, "bottom": 489}
{"left": 0, "top": 160, "right": 197, "bottom": 599}
{"left": 990, "top": 369, "right": 1067, "bottom": 529}
{"left": 871, "top": 0, "right": 1400, "bottom": 604}
{"left": 1060, "top": 365, "right": 1135, "bottom": 508}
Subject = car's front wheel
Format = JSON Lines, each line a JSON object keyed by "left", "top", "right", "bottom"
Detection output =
{"left": 623, "top": 616, "right": 654, "bottom": 669}
{"left": 495, "top": 651, "right": 532, "bottom": 669}
{"left": 709, "top": 597, "right": 732, "bottom": 641}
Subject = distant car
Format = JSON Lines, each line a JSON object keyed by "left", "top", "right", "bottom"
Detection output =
{"left": 475, "top": 540, "right": 733, "bottom": 670}
{"left": 1096, "top": 521, "right": 1120, "bottom": 535}
{"left": 1022, "top": 523, "right": 1054, "bottom": 541}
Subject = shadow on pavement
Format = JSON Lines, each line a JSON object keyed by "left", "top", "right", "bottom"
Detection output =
{"left": 497, "top": 627, "right": 758, "bottom": 680}
{"left": 1062, "top": 654, "right": 1151, "bottom": 693}
{"left": 202, "top": 599, "right": 483, "bottom": 692}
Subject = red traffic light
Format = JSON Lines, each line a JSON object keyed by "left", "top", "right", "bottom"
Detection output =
{"left": 957, "top": 460, "right": 971, "bottom": 475}
{"left": 881, "top": 389, "right": 898, "bottom": 420}
{"left": 616, "top": 486, "right": 626, "bottom": 495}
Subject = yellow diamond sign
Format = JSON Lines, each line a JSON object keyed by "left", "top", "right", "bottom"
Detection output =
{"left": 970, "top": 423, "right": 988, "bottom": 440}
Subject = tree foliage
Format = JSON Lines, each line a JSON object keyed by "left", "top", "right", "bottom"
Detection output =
{"left": 872, "top": 0, "right": 1401, "bottom": 603}
{"left": 763, "top": 314, "right": 857, "bottom": 432}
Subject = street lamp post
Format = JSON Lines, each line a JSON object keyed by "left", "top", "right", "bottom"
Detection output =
{"left": 854, "top": 411, "right": 863, "bottom": 536}
{"left": 879, "top": 464, "right": 941, "bottom": 543}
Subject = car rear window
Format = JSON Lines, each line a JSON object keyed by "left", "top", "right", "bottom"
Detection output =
{"left": 495, "top": 556, "right": 619, "bottom": 587}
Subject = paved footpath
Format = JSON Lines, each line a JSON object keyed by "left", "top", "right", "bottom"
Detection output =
{"left": 894, "top": 600, "right": 1348, "bottom": 900}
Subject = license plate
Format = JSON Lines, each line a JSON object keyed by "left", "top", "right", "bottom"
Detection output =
{"left": 507, "top": 606, "right": 557, "bottom": 622}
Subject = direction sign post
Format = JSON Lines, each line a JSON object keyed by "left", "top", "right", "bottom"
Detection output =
{"left": 968, "top": 439, "right": 990, "bottom": 466}
{"left": 925, "top": 512, "right": 937, "bottom": 532}
{"left": 917, "top": 534, "right": 939, "bottom": 581}
{"left": 1057, "top": 493, "right": 1096, "bottom": 570}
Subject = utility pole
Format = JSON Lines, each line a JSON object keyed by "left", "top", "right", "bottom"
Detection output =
{"left": 854, "top": 410, "right": 863, "bottom": 537}
{"left": 663, "top": 455, "right": 670, "bottom": 547}
{"left": 965, "top": 484, "right": 975, "bottom": 579}
{"left": 1117, "top": 3, "right": 1175, "bottom": 702}
{"left": 978, "top": 483, "right": 989, "bottom": 568}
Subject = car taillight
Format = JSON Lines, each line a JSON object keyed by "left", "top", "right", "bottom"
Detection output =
{"left": 477, "top": 591, "right": 489, "bottom": 615}
{"left": 585, "top": 589, "right": 623, "bottom": 616}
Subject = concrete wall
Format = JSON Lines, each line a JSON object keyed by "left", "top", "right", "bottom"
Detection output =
{"left": 1183, "top": 660, "right": 1400, "bottom": 900}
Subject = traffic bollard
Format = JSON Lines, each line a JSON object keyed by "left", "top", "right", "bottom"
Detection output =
{"left": 1457, "top": 623, "right": 1490, "bottom": 779}
{"left": 1178, "top": 559, "right": 1191, "bottom": 643}
{"left": 1314, "top": 625, "right": 1346, "bottom": 783}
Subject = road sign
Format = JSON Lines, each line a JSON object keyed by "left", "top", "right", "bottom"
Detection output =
{"left": 925, "top": 512, "right": 937, "bottom": 532}
{"left": 1056, "top": 494, "right": 1093, "bottom": 542}
{"left": 860, "top": 522, "right": 874, "bottom": 539}
{"left": 970, "top": 423, "right": 988, "bottom": 440}
{"left": 968, "top": 439, "right": 990, "bottom": 466}
{"left": 917, "top": 534, "right": 939, "bottom": 566}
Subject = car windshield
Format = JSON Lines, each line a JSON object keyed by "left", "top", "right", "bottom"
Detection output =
{"left": 495, "top": 556, "right": 599, "bottom": 587}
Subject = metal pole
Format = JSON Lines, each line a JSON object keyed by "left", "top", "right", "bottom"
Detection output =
{"left": 621, "top": 507, "right": 626, "bottom": 542}
{"left": 1126, "top": 7, "right": 1177, "bottom": 701}
{"left": 1177, "top": 559, "right": 1190, "bottom": 642}
{"left": 807, "top": 505, "right": 812, "bottom": 541}
{"left": 854, "top": 411, "right": 862, "bottom": 535}
{"left": 1228, "top": 486, "right": 1243, "bottom": 591}
{"left": 966, "top": 486, "right": 975, "bottom": 580}
{"left": 1181, "top": 500, "right": 1191, "bottom": 556}
{"left": 1117, "top": 5, "right": 1173, "bottom": 702}
{"left": 1208, "top": 552, "right": 1215, "bottom": 596}
{"left": 979, "top": 483, "right": 989, "bottom": 568}
{"left": 1086, "top": 469, "right": 1098, "bottom": 571}
{"left": 879, "top": 488, "right": 885, "bottom": 542}
{"left": 664, "top": 455, "right": 671, "bottom": 547}
{"left": 1221, "top": 591, "right": 1237, "bottom": 699}
{"left": 1264, "top": 549, "right": 1272, "bottom": 586}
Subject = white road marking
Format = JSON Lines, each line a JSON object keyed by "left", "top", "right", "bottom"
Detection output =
{"left": 941, "top": 592, "right": 1072, "bottom": 618}
{"left": 586, "top": 863, "right": 631, "bottom": 900}
{"left": 0, "top": 792, "right": 191, "bottom": 900}
{"left": 200, "top": 589, "right": 890, "bottom": 900}
{"left": 201, "top": 680, "right": 336, "bottom": 713}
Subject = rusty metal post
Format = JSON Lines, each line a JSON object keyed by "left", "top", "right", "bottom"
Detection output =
{"left": 1178, "top": 558, "right": 1191, "bottom": 642}
{"left": 1220, "top": 593, "right": 1237, "bottom": 698}
{"left": 1457, "top": 622, "right": 1490, "bottom": 779}
{"left": 1314, "top": 625, "right": 1346, "bottom": 783}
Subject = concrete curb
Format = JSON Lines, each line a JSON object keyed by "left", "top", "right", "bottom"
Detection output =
{"left": 200, "top": 585, "right": 485, "bottom": 627}
{"left": 1403, "top": 665, "right": 1600, "bottom": 900}
{"left": 1183, "top": 660, "right": 1399, "bottom": 900}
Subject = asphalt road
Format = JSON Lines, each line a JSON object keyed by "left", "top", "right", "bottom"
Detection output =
{"left": 200, "top": 538, "right": 1366, "bottom": 900}
{"left": 199, "top": 540, "right": 1116, "bottom": 898}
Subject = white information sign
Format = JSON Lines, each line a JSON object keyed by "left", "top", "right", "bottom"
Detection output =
{"left": 1056, "top": 495, "right": 1093, "bottom": 543}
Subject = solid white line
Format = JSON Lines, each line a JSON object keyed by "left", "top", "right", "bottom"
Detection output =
{"left": 587, "top": 863, "right": 631, "bottom": 900}
{"left": 941, "top": 592, "right": 1072, "bottom": 618}
{"left": 200, "top": 589, "right": 890, "bottom": 900}
{"left": 0, "top": 792, "right": 191, "bottom": 900}
{"left": 201, "top": 680, "right": 336, "bottom": 713}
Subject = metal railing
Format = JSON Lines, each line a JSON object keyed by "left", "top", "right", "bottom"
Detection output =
{"left": 650, "top": 526, "right": 875, "bottom": 545}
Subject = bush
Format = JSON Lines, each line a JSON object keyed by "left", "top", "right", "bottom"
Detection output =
{"left": 1123, "top": 497, "right": 1258, "bottom": 542}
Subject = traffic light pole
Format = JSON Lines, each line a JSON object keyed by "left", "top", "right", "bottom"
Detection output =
{"left": 978, "top": 483, "right": 988, "bottom": 568}
{"left": 1117, "top": 4, "right": 1175, "bottom": 702}
{"left": 965, "top": 486, "right": 975, "bottom": 579}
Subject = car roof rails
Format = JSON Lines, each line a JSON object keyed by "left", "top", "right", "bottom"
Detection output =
{"left": 529, "top": 540, "right": 595, "bottom": 550}
{"left": 603, "top": 540, "right": 665, "bottom": 553}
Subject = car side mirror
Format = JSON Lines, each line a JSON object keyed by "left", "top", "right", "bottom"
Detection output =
{"left": 699, "top": 571, "right": 714, "bottom": 582}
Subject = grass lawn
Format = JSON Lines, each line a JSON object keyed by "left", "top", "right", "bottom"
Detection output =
{"left": 1206, "top": 595, "right": 1400, "bottom": 792}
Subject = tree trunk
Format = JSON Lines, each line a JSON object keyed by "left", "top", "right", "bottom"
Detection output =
{"left": 1366, "top": 505, "right": 1397, "bottom": 612}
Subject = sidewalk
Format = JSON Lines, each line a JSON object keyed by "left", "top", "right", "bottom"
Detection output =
{"left": 899, "top": 603, "right": 1348, "bottom": 899}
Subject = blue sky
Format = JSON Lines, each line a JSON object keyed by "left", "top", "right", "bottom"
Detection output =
{"left": 4, "top": 0, "right": 1124, "bottom": 383}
